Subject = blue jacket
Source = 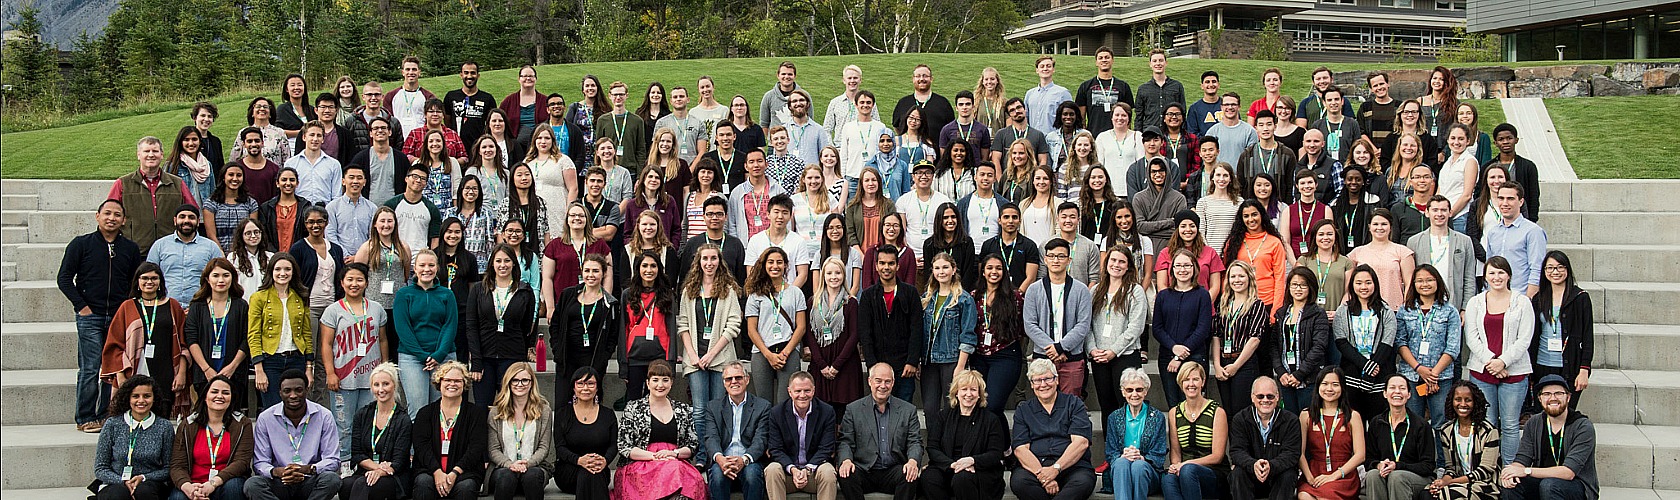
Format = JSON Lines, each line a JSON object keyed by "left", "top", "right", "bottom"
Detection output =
{"left": 1395, "top": 302, "right": 1464, "bottom": 382}
{"left": 922, "top": 291, "right": 977, "bottom": 365}
{"left": 1104, "top": 404, "right": 1169, "bottom": 471}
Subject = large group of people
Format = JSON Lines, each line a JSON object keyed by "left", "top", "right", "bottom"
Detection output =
{"left": 63, "top": 50, "right": 1598, "bottom": 500}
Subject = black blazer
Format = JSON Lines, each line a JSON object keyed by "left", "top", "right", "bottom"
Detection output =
{"left": 857, "top": 281, "right": 926, "bottom": 368}
{"left": 1529, "top": 285, "right": 1594, "bottom": 380}
{"left": 411, "top": 401, "right": 489, "bottom": 483}
{"left": 350, "top": 402, "right": 412, "bottom": 483}
{"left": 700, "top": 394, "right": 773, "bottom": 469}
{"left": 766, "top": 398, "right": 838, "bottom": 470}
{"left": 550, "top": 285, "right": 622, "bottom": 365}
{"left": 926, "top": 407, "right": 1009, "bottom": 472}
{"left": 1270, "top": 303, "right": 1333, "bottom": 382}
{"left": 182, "top": 297, "right": 251, "bottom": 383}
{"left": 463, "top": 281, "right": 540, "bottom": 366}
{"left": 256, "top": 196, "right": 315, "bottom": 252}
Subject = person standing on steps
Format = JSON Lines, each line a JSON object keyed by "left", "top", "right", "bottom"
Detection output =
{"left": 61, "top": 199, "right": 143, "bottom": 433}
{"left": 110, "top": 136, "right": 199, "bottom": 255}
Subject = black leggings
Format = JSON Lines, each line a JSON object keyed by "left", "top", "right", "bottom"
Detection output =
{"left": 97, "top": 480, "right": 169, "bottom": 500}
{"left": 554, "top": 462, "right": 612, "bottom": 499}
{"left": 1090, "top": 351, "right": 1146, "bottom": 435}
{"left": 340, "top": 472, "right": 402, "bottom": 500}
{"left": 490, "top": 467, "right": 549, "bottom": 500}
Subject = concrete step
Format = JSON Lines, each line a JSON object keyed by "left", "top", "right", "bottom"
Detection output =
{"left": 1551, "top": 244, "right": 1680, "bottom": 283}
{"left": 1580, "top": 281, "right": 1680, "bottom": 326}
{"left": 1543, "top": 180, "right": 1680, "bottom": 214}
{"left": 2, "top": 179, "right": 112, "bottom": 211}
{"left": 2, "top": 369, "right": 78, "bottom": 426}
{"left": 1, "top": 209, "right": 28, "bottom": 226}
{"left": 1598, "top": 324, "right": 1680, "bottom": 372}
{"left": 1580, "top": 369, "right": 1680, "bottom": 427}
{"left": 2, "top": 226, "right": 27, "bottom": 244}
{"left": 0, "top": 424, "right": 100, "bottom": 490}
{"left": 2, "top": 193, "right": 39, "bottom": 211}
{"left": 3, "top": 280, "right": 72, "bottom": 323}
{"left": 1597, "top": 423, "right": 1680, "bottom": 490}
{"left": 27, "top": 211, "right": 88, "bottom": 245}
{"left": 2, "top": 261, "right": 14, "bottom": 281}
{"left": 4, "top": 243, "right": 68, "bottom": 280}
{"left": 1541, "top": 211, "right": 1680, "bottom": 245}
{"left": 2, "top": 322, "right": 79, "bottom": 371}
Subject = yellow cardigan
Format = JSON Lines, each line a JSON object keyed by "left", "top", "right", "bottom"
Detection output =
{"left": 247, "top": 286, "right": 314, "bottom": 358}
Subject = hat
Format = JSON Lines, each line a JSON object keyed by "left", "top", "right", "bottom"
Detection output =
{"left": 1141, "top": 126, "right": 1164, "bottom": 140}
{"left": 175, "top": 204, "right": 199, "bottom": 217}
{"left": 1173, "top": 209, "right": 1200, "bottom": 227}
{"left": 912, "top": 160, "right": 936, "bottom": 173}
{"left": 1534, "top": 374, "right": 1570, "bottom": 395}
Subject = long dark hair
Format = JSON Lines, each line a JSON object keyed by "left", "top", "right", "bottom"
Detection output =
{"left": 1308, "top": 365, "right": 1349, "bottom": 422}
{"left": 1078, "top": 165, "right": 1118, "bottom": 228}
{"left": 974, "top": 253, "right": 1022, "bottom": 338}
{"left": 818, "top": 213, "right": 849, "bottom": 262}
{"left": 435, "top": 217, "right": 465, "bottom": 254}
{"left": 167, "top": 126, "right": 203, "bottom": 167}
{"left": 506, "top": 164, "right": 543, "bottom": 240}
{"left": 1534, "top": 250, "right": 1576, "bottom": 323}
{"left": 744, "top": 247, "right": 791, "bottom": 297}
{"left": 624, "top": 250, "right": 674, "bottom": 318}
{"left": 1448, "top": 380, "right": 1489, "bottom": 424}
{"left": 261, "top": 252, "right": 310, "bottom": 299}
{"left": 454, "top": 175, "right": 483, "bottom": 213}
{"left": 1093, "top": 247, "right": 1140, "bottom": 315}
{"left": 936, "top": 138, "right": 977, "bottom": 174}
{"left": 213, "top": 163, "right": 252, "bottom": 204}
{"left": 928, "top": 202, "right": 969, "bottom": 251}
{"left": 189, "top": 376, "right": 238, "bottom": 427}
{"left": 191, "top": 258, "right": 245, "bottom": 303}
{"left": 687, "top": 157, "right": 724, "bottom": 194}
{"left": 110, "top": 374, "right": 157, "bottom": 418}
{"left": 1222, "top": 199, "right": 1283, "bottom": 266}
{"left": 1104, "top": 200, "right": 1143, "bottom": 252}
{"left": 230, "top": 219, "right": 271, "bottom": 277}
{"left": 481, "top": 244, "right": 525, "bottom": 288}
{"left": 1345, "top": 264, "right": 1386, "bottom": 315}
{"left": 1404, "top": 264, "right": 1449, "bottom": 309}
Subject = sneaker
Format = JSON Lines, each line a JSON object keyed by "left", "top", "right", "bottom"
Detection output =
{"left": 78, "top": 422, "right": 103, "bottom": 433}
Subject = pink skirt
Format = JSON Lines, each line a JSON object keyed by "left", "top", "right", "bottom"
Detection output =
{"left": 612, "top": 442, "right": 707, "bottom": 500}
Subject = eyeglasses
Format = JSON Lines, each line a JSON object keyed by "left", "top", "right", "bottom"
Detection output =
{"left": 440, "top": 378, "right": 466, "bottom": 385}
{"left": 1122, "top": 387, "right": 1147, "bottom": 394}
{"left": 1164, "top": 112, "right": 1183, "bottom": 117}
{"left": 511, "top": 378, "right": 533, "bottom": 385}
{"left": 1544, "top": 266, "right": 1567, "bottom": 272}
{"left": 724, "top": 375, "right": 747, "bottom": 382}
{"left": 704, "top": 211, "right": 727, "bottom": 218}
{"left": 1029, "top": 376, "right": 1057, "bottom": 385}
{"left": 305, "top": 219, "right": 328, "bottom": 225}
{"left": 363, "top": 92, "right": 381, "bottom": 97}
{"left": 1254, "top": 394, "right": 1278, "bottom": 400}
{"left": 1045, "top": 253, "right": 1069, "bottom": 260}
{"left": 1538, "top": 391, "right": 1569, "bottom": 399}
{"left": 1172, "top": 263, "right": 1197, "bottom": 269}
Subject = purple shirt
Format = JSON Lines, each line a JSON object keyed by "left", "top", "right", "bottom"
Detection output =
{"left": 795, "top": 406, "right": 810, "bottom": 465}
{"left": 252, "top": 400, "right": 340, "bottom": 477}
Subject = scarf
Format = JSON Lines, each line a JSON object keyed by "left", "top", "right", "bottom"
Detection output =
{"left": 180, "top": 153, "right": 212, "bottom": 183}
{"left": 812, "top": 290, "right": 846, "bottom": 347}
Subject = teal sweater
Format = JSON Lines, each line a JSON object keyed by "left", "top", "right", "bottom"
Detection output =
{"left": 394, "top": 282, "right": 458, "bottom": 360}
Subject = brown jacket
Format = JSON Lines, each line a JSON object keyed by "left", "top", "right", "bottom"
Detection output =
{"left": 171, "top": 414, "right": 257, "bottom": 487}
{"left": 102, "top": 297, "right": 191, "bottom": 417}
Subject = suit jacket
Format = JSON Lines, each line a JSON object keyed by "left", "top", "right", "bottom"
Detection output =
{"left": 857, "top": 281, "right": 925, "bottom": 368}
{"left": 837, "top": 396, "right": 923, "bottom": 470}
{"left": 701, "top": 394, "right": 773, "bottom": 469}
{"left": 1405, "top": 229, "right": 1479, "bottom": 311}
{"left": 766, "top": 398, "right": 838, "bottom": 470}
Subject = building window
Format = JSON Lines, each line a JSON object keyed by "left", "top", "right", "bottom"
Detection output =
{"left": 1040, "top": 37, "right": 1080, "bottom": 55}
{"left": 1435, "top": 0, "right": 1464, "bottom": 10}
{"left": 1379, "top": 0, "right": 1414, "bottom": 7}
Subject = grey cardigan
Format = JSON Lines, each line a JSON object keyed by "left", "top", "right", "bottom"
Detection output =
{"left": 1086, "top": 283, "right": 1149, "bottom": 356}
{"left": 488, "top": 408, "right": 556, "bottom": 474}
{"left": 677, "top": 287, "right": 745, "bottom": 375}
{"left": 1405, "top": 229, "right": 1478, "bottom": 311}
{"left": 1023, "top": 275, "right": 1095, "bottom": 357}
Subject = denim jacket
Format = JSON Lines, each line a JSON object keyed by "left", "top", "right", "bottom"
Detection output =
{"left": 1104, "top": 404, "right": 1169, "bottom": 471}
{"left": 1395, "top": 302, "right": 1463, "bottom": 382}
{"left": 922, "top": 291, "right": 977, "bottom": 365}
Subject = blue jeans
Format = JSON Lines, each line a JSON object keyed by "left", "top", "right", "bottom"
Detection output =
{"left": 688, "top": 369, "right": 725, "bottom": 441}
{"left": 1472, "top": 377, "right": 1528, "bottom": 465}
{"left": 1451, "top": 212, "right": 1468, "bottom": 233}
{"left": 397, "top": 353, "right": 453, "bottom": 418}
{"left": 891, "top": 375, "right": 916, "bottom": 403}
{"left": 168, "top": 476, "right": 245, "bottom": 500}
{"left": 257, "top": 353, "right": 309, "bottom": 409}
{"left": 970, "top": 345, "right": 1024, "bottom": 416}
{"left": 76, "top": 314, "right": 112, "bottom": 425}
{"left": 1159, "top": 462, "right": 1216, "bottom": 500}
{"left": 1106, "top": 458, "right": 1160, "bottom": 500}
{"left": 332, "top": 388, "right": 373, "bottom": 461}
{"left": 1282, "top": 381, "right": 1318, "bottom": 412}
{"left": 707, "top": 461, "right": 766, "bottom": 500}
{"left": 1408, "top": 377, "right": 1456, "bottom": 429}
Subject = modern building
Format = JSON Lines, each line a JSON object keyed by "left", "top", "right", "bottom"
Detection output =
{"left": 1007, "top": 0, "right": 1468, "bottom": 62}
{"left": 1467, "top": 0, "right": 1680, "bottom": 61}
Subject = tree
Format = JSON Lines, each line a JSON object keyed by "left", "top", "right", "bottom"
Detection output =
{"left": 3, "top": 7, "right": 62, "bottom": 103}
{"left": 63, "top": 30, "right": 117, "bottom": 112}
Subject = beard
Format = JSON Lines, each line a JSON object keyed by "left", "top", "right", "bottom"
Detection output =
{"left": 1544, "top": 402, "right": 1567, "bottom": 417}
{"left": 177, "top": 223, "right": 198, "bottom": 238}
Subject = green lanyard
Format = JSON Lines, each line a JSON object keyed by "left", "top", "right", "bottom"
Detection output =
{"left": 1389, "top": 415, "right": 1408, "bottom": 461}
{"left": 370, "top": 408, "right": 391, "bottom": 462}
{"left": 1320, "top": 411, "right": 1341, "bottom": 473}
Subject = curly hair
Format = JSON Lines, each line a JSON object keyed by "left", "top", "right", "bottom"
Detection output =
{"left": 1449, "top": 379, "right": 1489, "bottom": 424}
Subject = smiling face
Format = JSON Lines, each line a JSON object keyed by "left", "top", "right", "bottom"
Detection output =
{"left": 414, "top": 252, "right": 438, "bottom": 285}
{"left": 1317, "top": 371, "right": 1343, "bottom": 403}
{"left": 574, "top": 374, "right": 599, "bottom": 402}
{"left": 1226, "top": 263, "right": 1251, "bottom": 294}
{"left": 128, "top": 383, "right": 155, "bottom": 417}
{"left": 371, "top": 370, "right": 396, "bottom": 402}
{"left": 437, "top": 366, "right": 466, "bottom": 399}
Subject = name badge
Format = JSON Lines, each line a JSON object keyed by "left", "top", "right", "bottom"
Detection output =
{"left": 210, "top": 345, "right": 224, "bottom": 359}
{"left": 1284, "top": 351, "right": 1298, "bottom": 367}
{"left": 122, "top": 466, "right": 133, "bottom": 480}
{"left": 582, "top": 334, "right": 591, "bottom": 347}
{"left": 1316, "top": 294, "right": 1327, "bottom": 306}
{"left": 497, "top": 322, "right": 505, "bottom": 333}
{"left": 1418, "top": 341, "right": 1432, "bottom": 357}
{"left": 702, "top": 326, "right": 714, "bottom": 341}
{"left": 615, "top": 146, "right": 625, "bottom": 156}
{"left": 920, "top": 228, "right": 931, "bottom": 236}
{"left": 381, "top": 281, "right": 395, "bottom": 294}
{"left": 1104, "top": 102, "right": 1113, "bottom": 113}
{"left": 143, "top": 344, "right": 156, "bottom": 358}
{"left": 645, "top": 325, "right": 655, "bottom": 340}
{"left": 1547, "top": 338, "right": 1564, "bottom": 352}
{"left": 440, "top": 440, "right": 451, "bottom": 455}
{"left": 981, "top": 226, "right": 991, "bottom": 234}
{"left": 356, "top": 343, "right": 368, "bottom": 357}
{"left": 680, "top": 143, "right": 692, "bottom": 155}
{"left": 208, "top": 468, "right": 218, "bottom": 478}
{"left": 1298, "top": 242, "right": 1308, "bottom": 254}
{"left": 753, "top": 216, "right": 763, "bottom": 226}
{"left": 1222, "top": 337, "right": 1234, "bottom": 355}
{"left": 291, "top": 453, "right": 302, "bottom": 464}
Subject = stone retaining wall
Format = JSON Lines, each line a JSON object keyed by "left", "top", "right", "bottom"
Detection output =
{"left": 1332, "top": 62, "right": 1680, "bottom": 99}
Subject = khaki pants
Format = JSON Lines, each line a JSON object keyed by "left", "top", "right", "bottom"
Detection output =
{"left": 766, "top": 462, "right": 839, "bottom": 500}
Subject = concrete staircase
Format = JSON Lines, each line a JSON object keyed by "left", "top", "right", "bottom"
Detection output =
{"left": 5, "top": 178, "right": 1678, "bottom": 499}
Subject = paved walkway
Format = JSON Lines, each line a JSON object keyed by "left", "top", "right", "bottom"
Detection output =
{"left": 1499, "top": 97, "right": 1579, "bottom": 181}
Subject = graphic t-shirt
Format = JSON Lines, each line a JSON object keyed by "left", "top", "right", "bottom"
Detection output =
{"left": 320, "top": 298, "right": 388, "bottom": 390}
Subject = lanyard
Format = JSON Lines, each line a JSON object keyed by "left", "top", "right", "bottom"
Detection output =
{"left": 1342, "top": 207, "right": 1359, "bottom": 248}
{"left": 1320, "top": 411, "right": 1342, "bottom": 472}
{"left": 581, "top": 301, "right": 601, "bottom": 340}
{"left": 815, "top": 293, "right": 842, "bottom": 343}
{"left": 1224, "top": 301, "right": 1249, "bottom": 350}
{"left": 139, "top": 299, "right": 160, "bottom": 345}
{"left": 719, "top": 153, "right": 736, "bottom": 182}
{"left": 127, "top": 422, "right": 142, "bottom": 469}
{"left": 286, "top": 415, "right": 310, "bottom": 462}
{"left": 956, "top": 121, "right": 974, "bottom": 142}
{"left": 512, "top": 418, "right": 528, "bottom": 460}
{"left": 634, "top": 294, "right": 658, "bottom": 330}
{"left": 210, "top": 301, "right": 228, "bottom": 361}
{"left": 206, "top": 425, "right": 227, "bottom": 471}
{"left": 611, "top": 113, "right": 628, "bottom": 145}
{"left": 766, "top": 288, "right": 788, "bottom": 333}
{"left": 1257, "top": 146, "right": 1276, "bottom": 174}
{"left": 1297, "top": 201, "right": 1319, "bottom": 243}
{"left": 1548, "top": 426, "right": 1566, "bottom": 465}
{"left": 1000, "top": 239, "right": 1018, "bottom": 274}
{"left": 440, "top": 407, "right": 459, "bottom": 469}
{"left": 370, "top": 408, "right": 391, "bottom": 462}
{"left": 929, "top": 293, "right": 952, "bottom": 341}
{"left": 493, "top": 285, "right": 514, "bottom": 331}
{"left": 1454, "top": 420, "right": 1474, "bottom": 470}
{"left": 1388, "top": 415, "right": 1408, "bottom": 461}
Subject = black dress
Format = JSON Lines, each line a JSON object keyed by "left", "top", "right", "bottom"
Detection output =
{"left": 553, "top": 403, "right": 619, "bottom": 498}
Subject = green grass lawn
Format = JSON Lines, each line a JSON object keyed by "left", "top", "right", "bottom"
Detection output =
{"left": 1546, "top": 95, "right": 1680, "bottom": 179}
{"left": 0, "top": 53, "right": 1663, "bottom": 179}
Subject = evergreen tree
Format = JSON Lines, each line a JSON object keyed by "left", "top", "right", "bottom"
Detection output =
{"left": 2, "top": 7, "right": 61, "bottom": 103}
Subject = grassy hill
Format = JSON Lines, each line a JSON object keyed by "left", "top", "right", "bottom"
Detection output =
{"left": 1, "top": 53, "right": 1669, "bottom": 179}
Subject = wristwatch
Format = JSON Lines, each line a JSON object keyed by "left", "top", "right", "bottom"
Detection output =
{"left": 1524, "top": 467, "right": 1533, "bottom": 476}
{"left": 1051, "top": 463, "right": 1062, "bottom": 470}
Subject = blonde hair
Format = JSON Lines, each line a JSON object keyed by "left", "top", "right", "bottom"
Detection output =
{"left": 799, "top": 164, "right": 830, "bottom": 214}
{"left": 491, "top": 362, "right": 550, "bottom": 421}
{"left": 1220, "top": 260, "right": 1257, "bottom": 316}
{"left": 370, "top": 362, "right": 404, "bottom": 407}
{"left": 946, "top": 370, "right": 988, "bottom": 409}
{"left": 1175, "top": 360, "right": 1206, "bottom": 386}
{"left": 431, "top": 360, "right": 470, "bottom": 387}
{"left": 920, "top": 252, "right": 966, "bottom": 308}
{"left": 1061, "top": 131, "right": 1097, "bottom": 188}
